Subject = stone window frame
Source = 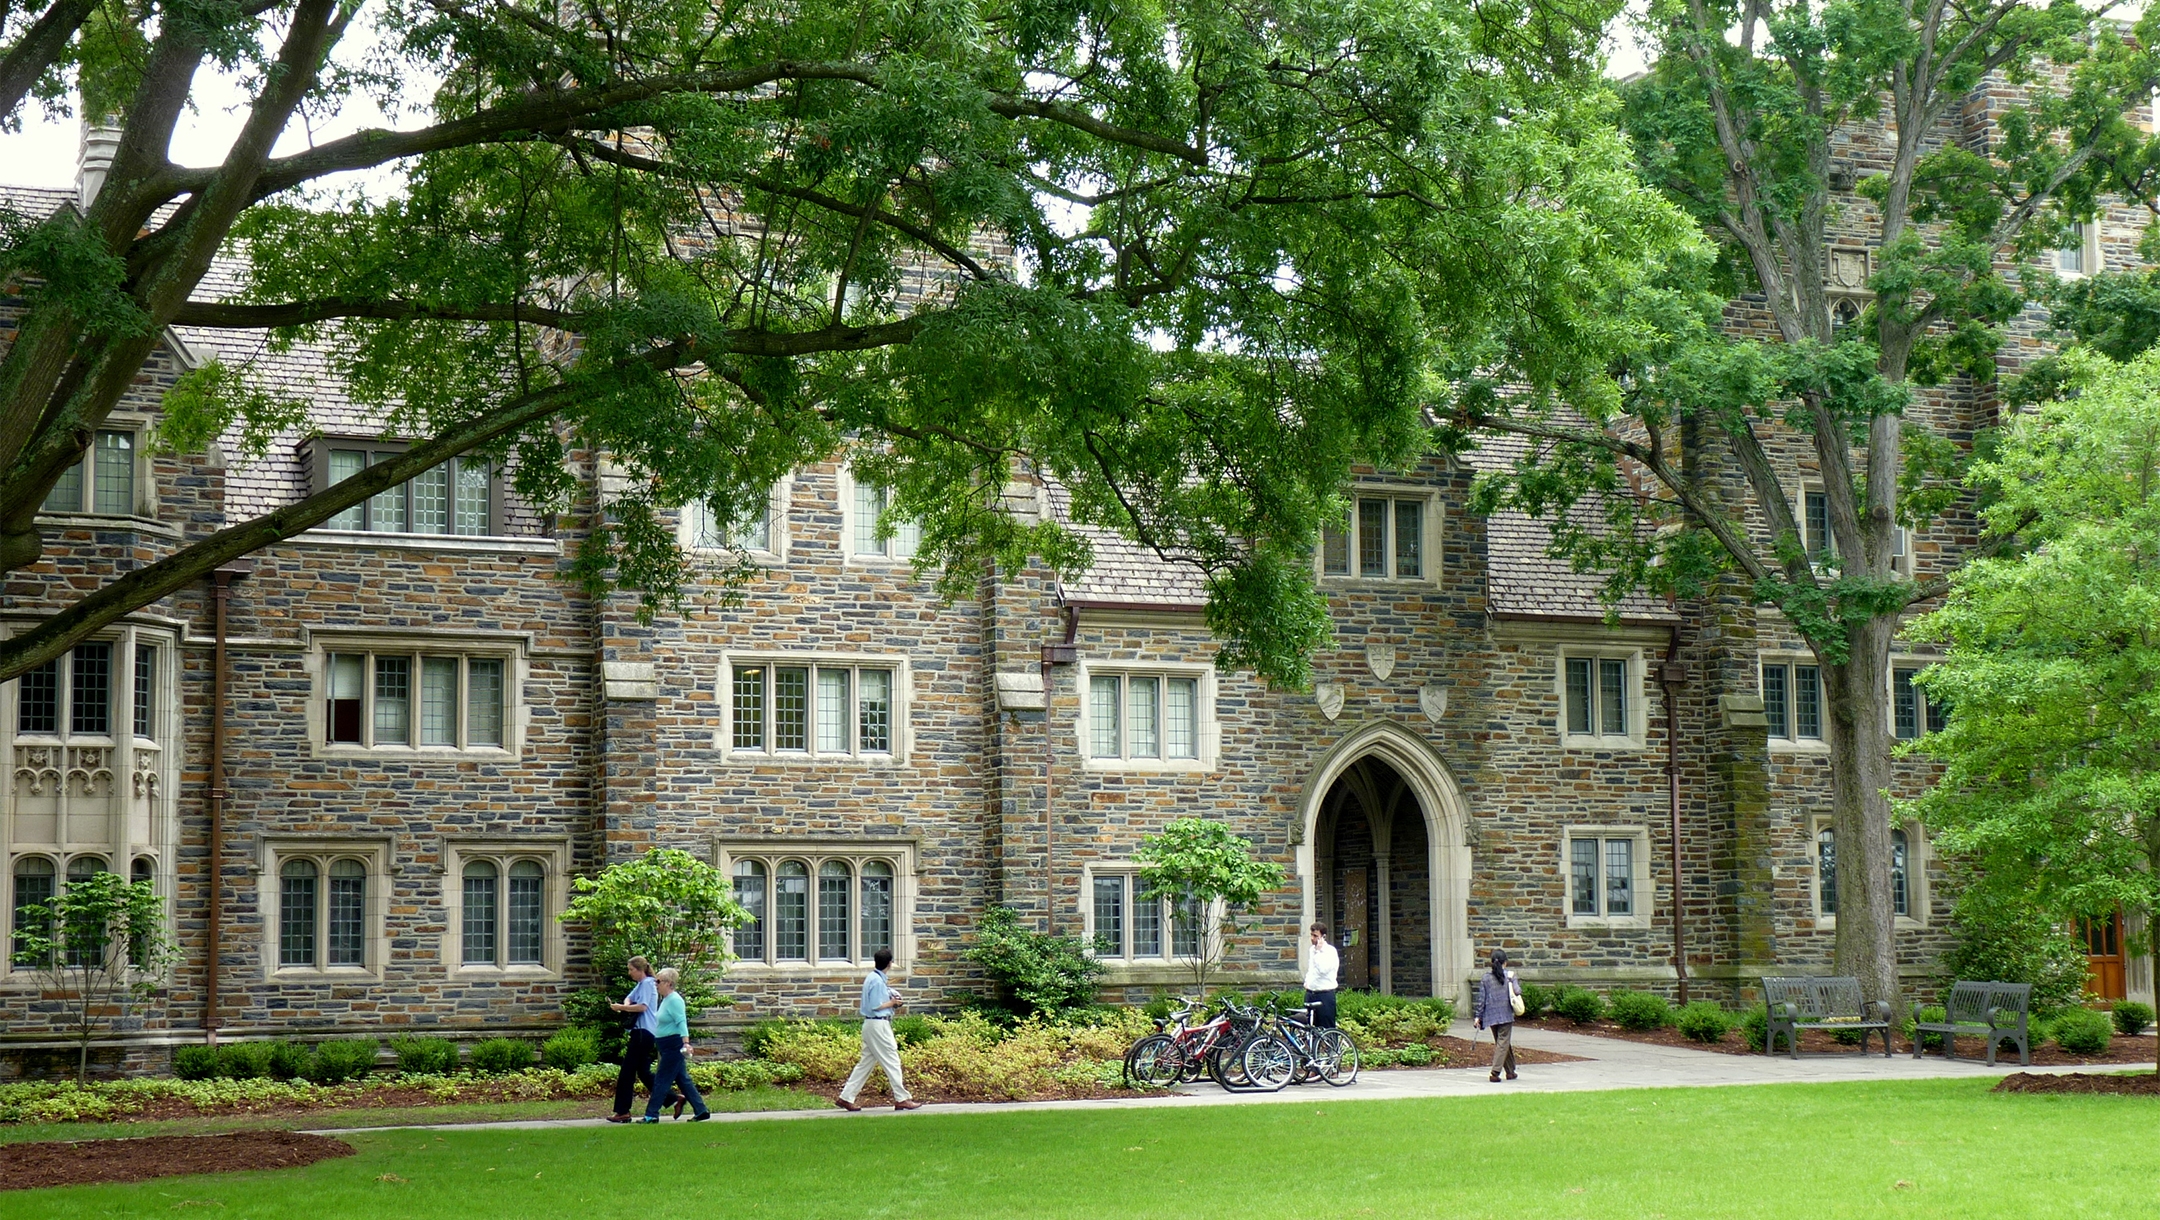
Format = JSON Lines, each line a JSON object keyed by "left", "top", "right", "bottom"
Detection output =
{"left": 1074, "top": 660, "right": 1218, "bottom": 773}
{"left": 715, "top": 837, "right": 917, "bottom": 975}
{"left": 1809, "top": 815, "right": 1929, "bottom": 930}
{"left": 1889, "top": 660, "right": 1949, "bottom": 742}
{"left": 1793, "top": 478, "right": 1909, "bottom": 578}
{"left": 714, "top": 651, "right": 912, "bottom": 765}
{"left": 35, "top": 414, "right": 157, "bottom": 523}
{"left": 300, "top": 435, "right": 509, "bottom": 540}
{"left": 257, "top": 836, "right": 393, "bottom": 983}
{"left": 1, "top": 851, "right": 169, "bottom": 981}
{"left": 1554, "top": 647, "right": 1647, "bottom": 750}
{"left": 836, "top": 462, "right": 923, "bottom": 568}
{"left": 440, "top": 836, "right": 571, "bottom": 981}
{"left": 2053, "top": 218, "right": 2104, "bottom": 279}
{"left": 677, "top": 475, "right": 793, "bottom": 566}
{"left": 1758, "top": 652, "right": 1829, "bottom": 753}
{"left": 1315, "top": 483, "right": 1443, "bottom": 586}
{"left": 1079, "top": 863, "right": 1218, "bottom": 965}
{"left": 1559, "top": 825, "right": 1653, "bottom": 931}
{"left": 302, "top": 631, "right": 528, "bottom": 761}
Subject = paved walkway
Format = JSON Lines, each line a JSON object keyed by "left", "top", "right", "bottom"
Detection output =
{"left": 332, "top": 1022, "right": 2071, "bottom": 1134}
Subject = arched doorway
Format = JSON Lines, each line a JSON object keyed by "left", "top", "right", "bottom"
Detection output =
{"left": 1295, "top": 721, "right": 1472, "bottom": 1003}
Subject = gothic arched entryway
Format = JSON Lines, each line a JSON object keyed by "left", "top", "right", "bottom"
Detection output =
{"left": 1295, "top": 721, "right": 1473, "bottom": 1002}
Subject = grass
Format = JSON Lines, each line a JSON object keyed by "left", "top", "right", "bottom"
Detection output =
{"left": 1, "top": 1079, "right": 2152, "bottom": 1218}
{"left": 0, "top": 1086, "right": 820, "bottom": 1147}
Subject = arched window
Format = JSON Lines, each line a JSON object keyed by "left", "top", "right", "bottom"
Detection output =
{"left": 462, "top": 860, "right": 498, "bottom": 965}
{"left": 817, "top": 861, "right": 852, "bottom": 963}
{"left": 507, "top": 860, "right": 545, "bottom": 965}
{"left": 129, "top": 857, "right": 155, "bottom": 965}
{"left": 279, "top": 859, "right": 319, "bottom": 967}
{"left": 732, "top": 860, "right": 767, "bottom": 962}
{"left": 860, "top": 860, "right": 894, "bottom": 958}
{"left": 774, "top": 862, "right": 808, "bottom": 961}
{"left": 1891, "top": 828, "right": 1910, "bottom": 918}
{"left": 1817, "top": 827, "right": 1837, "bottom": 917}
{"left": 11, "top": 857, "right": 56, "bottom": 968}
{"left": 328, "top": 859, "right": 367, "bottom": 967}
{"left": 65, "top": 856, "right": 109, "bottom": 966}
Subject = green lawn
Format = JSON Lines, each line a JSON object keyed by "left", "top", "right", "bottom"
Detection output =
{"left": 1, "top": 1080, "right": 2150, "bottom": 1218}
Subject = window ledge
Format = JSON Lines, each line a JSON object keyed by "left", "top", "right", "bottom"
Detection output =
{"left": 1320, "top": 576, "right": 1439, "bottom": 588}
{"left": 36, "top": 513, "right": 182, "bottom": 539}
{"left": 298, "top": 528, "right": 562, "bottom": 556}
{"left": 729, "top": 962, "right": 897, "bottom": 977}
{"left": 1564, "top": 916, "right": 1652, "bottom": 932}
{"left": 1560, "top": 735, "right": 1648, "bottom": 752}
{"left": 1768, "top": 741, "right": 1832, "bottom": 754}
{"left": 1812, "top": 916, "right": 1928, "bottom": 932}
{"left": 1080, "top": 758, "right": 1210, "bottom": 774}
{"left": 684, "top": 546, "right": 786, "bottom": 567}
{"left": 315, "top": 745, "right": 517, "bottom": 762}
{"left": 450, "top": 965, "right": 559, "bottom": 982}
{"left": 269, "top": 968, "right": 382, "bottom": 985}
{"left": 719, "top": 752, "right": 905, "bottom": 767}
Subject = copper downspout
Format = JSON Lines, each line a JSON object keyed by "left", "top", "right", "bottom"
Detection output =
{"left": 203, "top": 563, "right": 249, "bottom": 1042}
{"left": 1661, "top": 629, "right": 1688, "bottom": 1005}
{"left": 1040, "top": 606, "right": 1077, "bottom": 935}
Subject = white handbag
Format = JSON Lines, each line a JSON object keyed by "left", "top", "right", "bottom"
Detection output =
{"left": 1508, "top": 976, "right": 1526, "bottom": 1017}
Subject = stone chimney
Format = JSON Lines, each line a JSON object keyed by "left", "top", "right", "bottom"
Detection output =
{"left": 77, "top": 122, "right": 123, "bottom": 210}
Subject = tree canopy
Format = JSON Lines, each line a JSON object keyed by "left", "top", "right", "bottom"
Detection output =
{"left": 0, "top": 0, "right": 1685, "bottom": 689}
{"left": 1906, "top": 347, "right": 2160, "bottom": 1065}
{"left": 1456, "top": 0, "right": 2160, "bottom": 1008}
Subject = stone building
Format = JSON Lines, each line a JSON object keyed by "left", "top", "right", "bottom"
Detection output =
{"left": 3, "top": 84, "right": 2154, "bottom": 1074}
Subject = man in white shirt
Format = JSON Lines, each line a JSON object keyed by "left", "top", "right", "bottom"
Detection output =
{"left": 1304, "top": 922, "right": 1341, "bottom": 1028}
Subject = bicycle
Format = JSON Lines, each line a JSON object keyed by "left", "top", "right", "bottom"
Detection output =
{"left": 1241, "top": 999, "right": 1359, "bottom": 1090}
{"left": 1125, "top": 999, "right": 1238, "bottom": 1088}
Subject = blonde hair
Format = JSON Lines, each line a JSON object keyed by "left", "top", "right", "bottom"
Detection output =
{"left": 654, "top": 967, "right": 680, "bottom": 986}
{"left": 627, "top": 956, "right": 652, "bottom": 976}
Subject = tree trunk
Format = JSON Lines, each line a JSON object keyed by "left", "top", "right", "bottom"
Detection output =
{"left": 1824, "top": 613, "right": 1901, "bottom": 1018}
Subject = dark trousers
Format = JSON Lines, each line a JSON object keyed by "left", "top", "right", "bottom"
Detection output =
{"left": 613, "top": 1028, "right": 656, "bottom": 1116}
{"left": 645, "top": 1034, "right": 707, "bottom": 1119}
{"left": 1305, "top": 988, "right": 1337, "bottom": 1029}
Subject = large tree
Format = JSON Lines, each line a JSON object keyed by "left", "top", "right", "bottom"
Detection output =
{"left": 1460, "top": 1, "right": 2160, "bottom": 1007}
{"left": 1907, "top": 347, "right": 2160, "bottom": 1071}
{"left": 0, "top": 0, "right": 1683, "bottom": 689}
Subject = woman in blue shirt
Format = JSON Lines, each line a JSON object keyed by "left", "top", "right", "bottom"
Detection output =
{"left": 639, "top": 968, "right": 710, "bottom": 1122}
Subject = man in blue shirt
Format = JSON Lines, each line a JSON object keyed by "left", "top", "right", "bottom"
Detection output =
{"left": 607, "top": 955, "right": 663, "bottom": 1122}
{"left": 835, "top": 949, "right": 922, "bottom": 1111}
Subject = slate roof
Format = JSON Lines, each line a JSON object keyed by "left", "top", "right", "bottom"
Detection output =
{"left": 1465, "top": 432, "right": 1678, "bottom": 623}
{"left": 1045, "top": 483, "right": 1210, "bottom": 608}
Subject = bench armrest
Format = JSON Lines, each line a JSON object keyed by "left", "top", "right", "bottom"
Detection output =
{"left": 1771, "top": 1002, "right": 1799, "bottom": 1021}
{"left": 1986, "top": 1006, "right": 2024, "bottom": 1030}
{"left": 1866, "top": 1000, "right": 1891, "bottom": 1023}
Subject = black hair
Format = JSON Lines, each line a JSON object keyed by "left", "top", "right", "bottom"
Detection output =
{"left": 1489, "top": 948, "right": 1507, "bottom": 982}
{"left": 874, "top": 948, "right": 894, "bottom": 970}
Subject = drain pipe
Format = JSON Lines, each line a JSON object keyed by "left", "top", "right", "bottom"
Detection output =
{"left": 1040, "top": 606, "right": 1077, "bottom": 935}
{"left": 1660, "top": 629, "right": 1688, "bottom": 1005}
{"left": 203, "top": 562, "right": 250, "bottom": 1043}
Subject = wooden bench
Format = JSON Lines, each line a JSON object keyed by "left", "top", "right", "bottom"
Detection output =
{"left": 1912, "top": 981, "right": 2031, "bottom": 1067}
{"left": 1762, "top": 976, "right": 1892, "bottom": 1058}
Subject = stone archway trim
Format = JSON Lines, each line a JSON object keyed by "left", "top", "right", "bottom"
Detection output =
{"left": 1292, "top": 718, "right": 1475, "bottom": 1004}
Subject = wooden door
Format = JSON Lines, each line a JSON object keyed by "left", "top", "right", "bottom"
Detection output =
{"left": 2081, "top": 911, "right": 2127, "bottom": 1001}
{"left": 1341, "top": 868, "right": 1369, "bottom": 990}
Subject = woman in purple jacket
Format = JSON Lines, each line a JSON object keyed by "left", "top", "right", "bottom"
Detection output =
{"left": 1471, "top": 949, "right": 1521, "bottom": 1082}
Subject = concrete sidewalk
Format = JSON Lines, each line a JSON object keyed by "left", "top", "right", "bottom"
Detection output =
{"left": 330, "top": 1022, "right": 2076, "bottom": 1135}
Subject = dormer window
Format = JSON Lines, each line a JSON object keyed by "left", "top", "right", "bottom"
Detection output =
{"left": 306, "top": 438, "right": 500, "bottom": 536}
{"left": 41, "top": 430, "right": 139, "bottom": 517}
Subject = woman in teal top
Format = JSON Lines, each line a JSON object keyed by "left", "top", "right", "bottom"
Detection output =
{"left": 639, "top": 968, "right": 709, "bottom": 1121}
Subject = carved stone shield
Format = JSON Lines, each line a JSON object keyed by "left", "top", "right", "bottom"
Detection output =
{"left": 1419, "top": 683, "right": 1448, "bottom": 723}
{"left": 1366, "top": 643, "right": 1397, "bottom": 681}
{"left": 1314, "top": 683, "right": 1346, "bottom": 721}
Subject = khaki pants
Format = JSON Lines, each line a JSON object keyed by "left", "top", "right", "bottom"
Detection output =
{"left": 842, "top": 1017, "right": 911, "bottom": 1103}
{"left": 1489, "top": 1023, "right": 1516, "bottom": 1077}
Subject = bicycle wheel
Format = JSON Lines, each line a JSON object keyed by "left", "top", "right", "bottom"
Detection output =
{"left": 1126, "top": 1033, "right": 1182, "bottom": 1088}
{"left": 1207, "top": 1034, "right": 1255, "bottom": 1089}
{"left": 1241, "top": 1033, "right": 1296, "bottom": 1092}
{"left": 1317, "top": 1029, "right": 1360, "bottom": 1087}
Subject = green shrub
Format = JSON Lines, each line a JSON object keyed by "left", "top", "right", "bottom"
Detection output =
{"left": 468, "top": 1038, "right": 536, "bottom": 1076}
{"left": 2053, "top": 1007, "right": 2113, "bottom": 1055}
{"left": 308, "top": 1039, "right": 379, "bottom": 1084}
{"left": 962, "top": 905, "right": 1103, "bottom": 1018}
{"left": 1674, "top": 1001, "right": 1735, "bottom": 1043}
{"left": 891, "top": 1015, "right": 935, "bottom": 1047}
{"left": 1741, "top": 1006, "right": 1769, "bottom": 1052}
{"left": 390, "top": 1034, "right": 460, "bottom": 1075}
{"left": 1516, "top": 983, "right": 1554, "bottom": 1021}
{"left": 1335, "top": 992, "right": 1454, "bottom": 1046}
{"left": 215, "top": 1042, "right": 270, "bottom": 1080}
{"left": 542, "top": 1027, "right": 599, "bottom": 1071}
{"left": 1554, "top": 986, "right": 1606, "bottom": 1025}
{"left": 264, "top": 1040, "right": 312, "bottom": 1080}
{"left": 172, "top": 1045, "right": 219, "bottom": 1081}
{"left": 1395, "top": 1041, "right": 1434, "bottom": 1066}
{"left": 2111, "top": 1001, "right": 2154, "bottom": 1038}
{"left": 1938, "top": 894, "right": 2092, "bottom": 1013}
{"left": 1608, "top": 990, "right": 1671, "bottom": 1031}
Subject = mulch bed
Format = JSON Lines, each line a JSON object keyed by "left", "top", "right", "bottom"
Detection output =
{"left": 1994, "top": 1071, "right": 2160, "bottom": 1096}
{"left": 1516, "top": 1017, "right": 2160, "bottom": 1066}
{"left": 0, "top": 1130, "right": 354, "bottom": 1192}
{"left": 1428, "top": 1034, "right": 1585, "bottom": 1069}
